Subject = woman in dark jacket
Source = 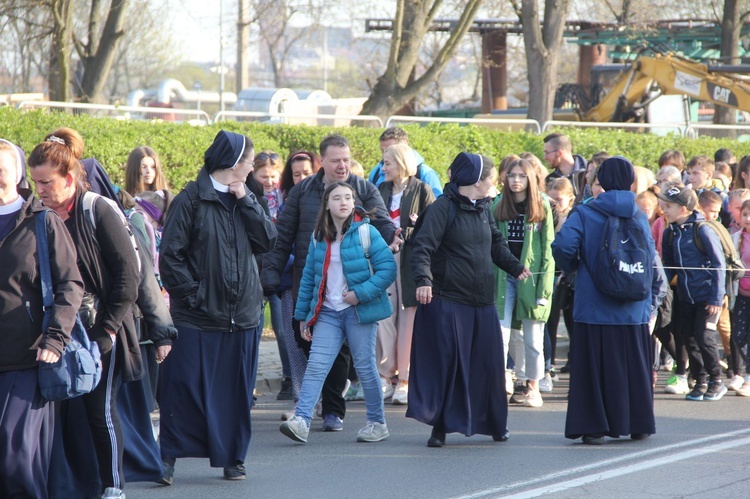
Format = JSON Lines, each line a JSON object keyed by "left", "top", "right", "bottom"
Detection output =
{"left": 407, "top": 152, "right": 530, "bottom": 447}
{"left": 28, "top": 128, "right": 141, "bottom": 499}
{"left": 158, "top": 130, "right": 277, "bottom": 483}
{"left": 376, "top": 143, "right": 435, "bottom": 405}
{"left": 0, "top": 140, "right": 83, "bottom": 499}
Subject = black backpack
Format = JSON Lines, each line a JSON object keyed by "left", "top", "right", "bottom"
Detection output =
{"left": 583, "top": 203, "right": 653, "bottom": 301}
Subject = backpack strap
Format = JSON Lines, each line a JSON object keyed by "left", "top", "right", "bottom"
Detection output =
{"left": 358, "top": 223, "right": 373, "bottom": 275}
{"left": 35, "top": 210, "right": 53, "bottom": 334}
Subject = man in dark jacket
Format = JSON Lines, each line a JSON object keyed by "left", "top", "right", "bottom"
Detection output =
{"left": 543, "top": 133, "right": 587, "bottom": 195}
{"left": 159, "top": 130, "right": 277, "bottom": 483}
{"left": 262, "top": 133, "right": 397, "bottom": 431}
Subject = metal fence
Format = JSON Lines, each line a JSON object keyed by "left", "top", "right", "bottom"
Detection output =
{"left": 542, "top": 120, "right": 688, "bottom": 136}
{"left": 385, "top": 115, "right": 542, "bottom": 134}
{"left": 684, "top": 123, "right": 750, "bottom": 140}
{"left": 16, "top": 101, "right": 212, "bottom": 124}
{"left": 214, "top": 111, "right": 383, "bottom": 127}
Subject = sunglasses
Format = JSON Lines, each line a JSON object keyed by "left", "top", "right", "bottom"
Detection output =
{"left": 257, "top": 152, "right": 280, "bottom": 162}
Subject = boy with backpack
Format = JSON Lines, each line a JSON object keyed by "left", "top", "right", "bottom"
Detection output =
{"left": 658, "top": 185, "right": 728, "bottom": 401}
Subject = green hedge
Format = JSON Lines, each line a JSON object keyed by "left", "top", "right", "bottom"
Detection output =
{"left": 3, "top": 107, "right": 750, "bottom": 192}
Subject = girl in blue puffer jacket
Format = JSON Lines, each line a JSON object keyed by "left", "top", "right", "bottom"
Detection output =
{"left": 280, "top": 181, "right": 397, "bottom": 444}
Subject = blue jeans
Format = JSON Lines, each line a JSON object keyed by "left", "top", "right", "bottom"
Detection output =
{"left": 499, "top": 276, "right": 545, "bottom": 381}
{"left": 261, "top": 294, "right": 291, "bottom": 379}
{"left": 295, "top": 306, "right": 384, "bottom": 426}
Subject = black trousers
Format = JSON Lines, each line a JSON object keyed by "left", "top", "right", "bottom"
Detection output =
{"left": 678, "top": 302, "right": 722, "bottom": 383}
{"left": 731, "top": 294, "right": 750, "bottom": 376}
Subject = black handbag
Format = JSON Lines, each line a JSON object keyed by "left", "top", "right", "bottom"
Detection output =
{"left": 36, "top": 209, "right": 103, "bottom": 401}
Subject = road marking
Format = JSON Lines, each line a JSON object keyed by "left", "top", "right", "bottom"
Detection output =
{"left": 456, "top": 428, "right": 750, "bottom": 499}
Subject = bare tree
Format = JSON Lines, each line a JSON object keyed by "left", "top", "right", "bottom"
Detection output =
{"left": 714, "top": 0, "right": 743, "bottom": 124}
{"left": 513, "top": 0, "right": 570, "bottom": 124}
{"left": 251, "top": 0, "right": 321, "bottom": 88}
{"left": 360, "top": 0, "right": 483, "bottom": 118}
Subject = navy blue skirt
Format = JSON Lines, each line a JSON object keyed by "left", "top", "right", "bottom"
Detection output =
{"left": 0, "top": 369, "right": 54, "bottom": 499}
{"left": 406, "top": 297, "right": 508, "bottom": 437}
{"left": 565, "top": 322, "right": 655, "bottom": 439}
{"left": 159, "top": 326, "right": 260, "bottom": 468}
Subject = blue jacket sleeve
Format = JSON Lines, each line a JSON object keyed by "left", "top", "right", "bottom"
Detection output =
{"left": 651, "top": 253, "right": 668, "bottom": 315}
{"left": 349, "top": 225, "right": 397, "bottom": 303}
{"left": 661, "top": 226, "right": 675, "bottom": 283}
{"left": 551, "top": 207, "right": 584, "bottom": 274}
{"left": 697, "top": 223, "right": 727, "bottom": 307}
{"left": 293, "top": 238, "right": 318, "bottom": 322}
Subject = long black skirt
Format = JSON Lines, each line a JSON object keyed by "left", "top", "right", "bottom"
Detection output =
{"left": 159, "top": 326, "right": 260, "bottom": 468}
{"left": 565, "top": 322, "right": 655, "bottom": 440}
{"left": 406, "top": 297, "right": 508, "bottom": 437}
{"left": 0, "top": 369, "right": 54, "bottom": 499}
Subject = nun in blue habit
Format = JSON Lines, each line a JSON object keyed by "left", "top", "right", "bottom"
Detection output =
{"left": 552, "top": 156, "right": 667, "bottom": 445}
{"left": 406, "top": 152, "right": 529, "bottom": 447}
{"left": 158, "top": 130, "right": 277, "bottom": 482}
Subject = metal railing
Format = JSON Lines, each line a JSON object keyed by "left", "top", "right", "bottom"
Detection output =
{"left": 684, "top": 123, "right": 750, "bottom": 139}
{"left": 542, "top": 120, "right": 688, "bottom": 136}
{"left": 214, "top": 110, "right": 383, "bottom": 127}
{"left": 385, "top": 115, "right": 542, "bottom": 134}
{"left": 16, "top": 100, "right": 212, "bottom": 123}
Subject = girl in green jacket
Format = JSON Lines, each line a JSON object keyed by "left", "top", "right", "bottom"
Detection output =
{"left": 493, "top": 158, "right": 555, "bottom": 408}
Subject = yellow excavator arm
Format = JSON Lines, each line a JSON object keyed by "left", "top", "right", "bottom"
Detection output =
{"left": 584, "top": 54, "right": 750, "bottom": 122}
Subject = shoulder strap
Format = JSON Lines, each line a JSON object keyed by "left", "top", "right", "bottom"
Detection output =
{"left": 82, "top": 191, "right": 98, "bottom": 229}
{"left": 35, "top": 210, "right": 53, "bottom": 333}
{"left": 358, "top": 223, "right": 373, "bottom": 275}
{"left": 446, "top": 199, "right": 456, "bottom": 230}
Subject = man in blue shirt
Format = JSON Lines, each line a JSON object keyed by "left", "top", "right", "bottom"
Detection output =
{"left": 369, "top": 127, "right": 442, "bottom": 197}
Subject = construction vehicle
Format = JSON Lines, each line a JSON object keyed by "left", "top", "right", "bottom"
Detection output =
{"left": 559, "top": 52, "right": 750, "bottom": 123}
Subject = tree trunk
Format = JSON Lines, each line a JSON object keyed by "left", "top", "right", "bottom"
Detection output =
{"left": 360, "top": 0, "right": 482, "bottom": 118}
{"left": 519, "top": 0, "right": 570, "bottom": 125}
{"left": 714, "top": 0, "right": 740, "bottom": 125}
{"left": 79, "top": 0, "right": 130, "bottom": 103}
{"left": 48, "top": 0, "right": 73, "bottom": 101}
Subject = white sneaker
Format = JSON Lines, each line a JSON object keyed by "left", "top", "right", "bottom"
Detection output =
{"left": 539, "top": 373, "right": 553, "bottom": 393}
{"left": 523, "top": 389, "right": 543, "bottom": 408}
{"left": 737, "top": 381, "right": 750, "bottom": 397}
{"left": 356, "top": 421, "right": 389, "bottom": 442}
{"left": 392, "top": 380, "right": 408, "bottom": 405}
{"left": 102, "top": 488, "right": 126, "bottom": 499}
{"left": 727, "top": 375, "right": 744, "bottom": 391}
{"left": 280, "top": 415, "right": 310, "bottom": 443}
{"left": 664, "top": 374, "right": 689, "bottom": 394}
{"left": 381, "top": 376, "right": 395, "bottom": 399}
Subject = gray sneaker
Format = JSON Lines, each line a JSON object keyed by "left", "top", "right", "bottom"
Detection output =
{"left": 356, "top": 421, "right": 389, "bottom": 442}
{"left": 280, "top": 415, "right": 309, "bottom": 443}
{"left": 102, "top": 488, "right": 126, "bottom": 499}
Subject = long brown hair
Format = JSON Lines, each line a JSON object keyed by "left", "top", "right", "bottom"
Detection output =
{"left": 125, "top": 146, "right": 169, "bottom": 195}
{"left": 28, "top": 127, "right": 89, "bottom": 191}
{"left": 313, "top": 181, "right": 356, "bottom": 242}
{"left": 494, "top": 159, "right": 545, "bottom": 223}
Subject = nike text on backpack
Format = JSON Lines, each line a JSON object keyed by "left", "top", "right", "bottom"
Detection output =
{"left": 583, "top": 203, "right": 653, "bottom": 301}
{"left": 35, "top": 210, "right": 103, "bottom": 401}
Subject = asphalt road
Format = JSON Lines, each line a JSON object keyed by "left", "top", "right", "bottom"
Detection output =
{"left": 126, "top": 369, "right": 750, "bottom": 499}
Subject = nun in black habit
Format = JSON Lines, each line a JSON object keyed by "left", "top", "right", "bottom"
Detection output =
{"left": 406, "top": 152, "right": 531, "bottom": 447}
{"left": 158, "top": 130, "right": 276, "bottom": 482}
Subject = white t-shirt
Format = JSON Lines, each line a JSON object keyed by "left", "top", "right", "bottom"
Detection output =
{"left": 389, "top": 190, "right": 403, "bottom": 228}
{"left": 323, "top": 241, "right": 350, "bottom": 311}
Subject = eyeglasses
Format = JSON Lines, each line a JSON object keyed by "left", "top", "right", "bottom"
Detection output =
{"left": 543, "top": 149, "right": 559, "bottom": 156}
{"left": 257, "top": 152, "right": 280, "bottom": 162}
{"left": 507, "top": 173, "right": 528, "bottom": 180}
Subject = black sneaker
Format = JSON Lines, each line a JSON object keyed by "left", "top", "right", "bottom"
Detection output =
{"left": 158, "top": 459, "right": 175, "bottom": 486}
{"left": 223, "top": 463, "right": 246, "bottom": 481}
{"left": 685, "top": 383, "right": 708, "bottom": 401}
{"left": 509, "top": 383, "right": 527, "bottom": 404}
{"left": 277, "top": 377, "right": 293, "bottom": 400}
{"left": 703, "top": 380, "right": 728, "bottom": 401}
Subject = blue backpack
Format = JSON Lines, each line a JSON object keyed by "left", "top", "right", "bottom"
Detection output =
{"left": 583, "top": 204, "right": 653, "bottom": 302}
{"left": 36, "top": 210, "right": 102, "bottom": 401}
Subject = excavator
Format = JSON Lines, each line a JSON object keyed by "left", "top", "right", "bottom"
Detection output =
{"left": 563, "top": 52, "right": 750, "bottom": 123}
